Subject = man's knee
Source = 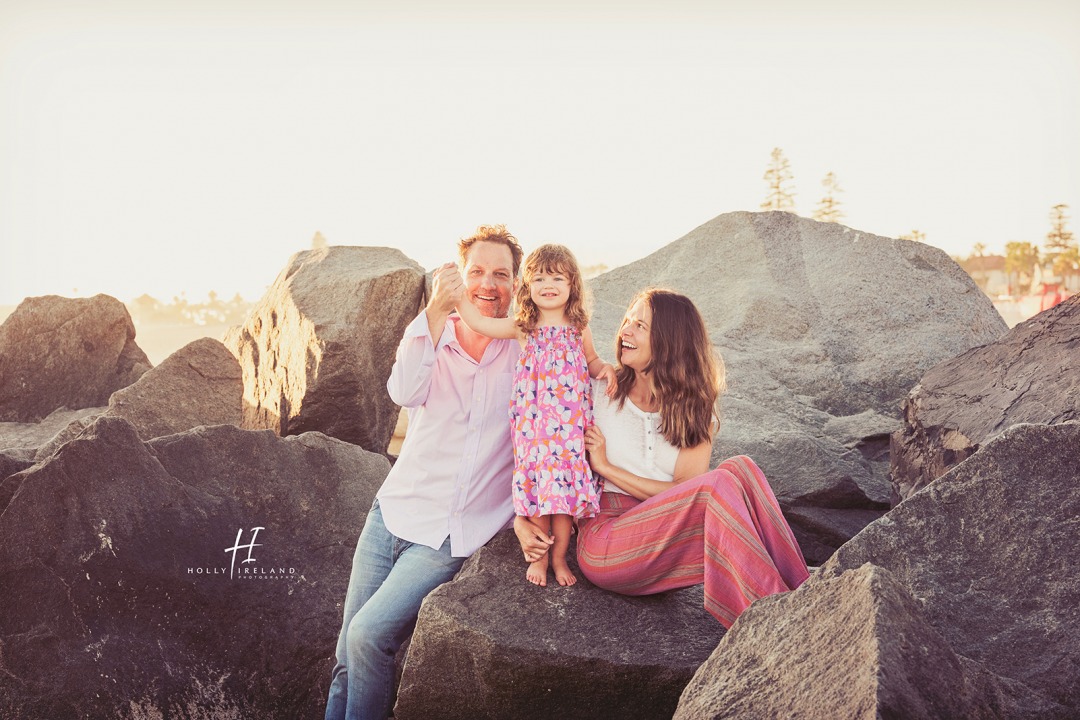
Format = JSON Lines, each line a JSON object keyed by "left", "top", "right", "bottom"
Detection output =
{"left": 345, "top": 606, "right": 412, "bottom": 659}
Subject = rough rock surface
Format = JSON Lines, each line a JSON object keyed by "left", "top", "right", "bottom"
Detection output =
{"left": 0, "top": 416, "right": 388, "bottom": 719}
{"left": 0, "top": 406, "right": 105, "bottom": 459}
{"left": 394, "top": 531, "right": 726, "bottom": 720}
{"left": 0, "top": 451, "right": 32, "bottom": 482}
{"left": 675, "top": 563, "right": 1064, "bottom": 719}
{"left": 0, "top": 454, "right": 33, "bottom": 511}
{"left": 891, "top": 294, "right": 1080, "bottom": 502}
{"left": 105, "top": 337, "right": 243, "bottom": 440}
{"left": 821, "top": 422, "right": 1080, "bottom": 713}
{"left": 0, "top": 295, "right": 151, "bottom": 422}
{"left": 588, "top": 211, "right": 1006, "bottom": 562}
{"left": 224, "top": 246, "right": 425, "bottom": 454}
{"left": 31, "top": 409, "right": 106, "bottom": 462}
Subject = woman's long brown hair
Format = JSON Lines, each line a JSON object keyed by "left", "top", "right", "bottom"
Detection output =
{"left": 612, "top": 289, "right": 725, "bottom": 448}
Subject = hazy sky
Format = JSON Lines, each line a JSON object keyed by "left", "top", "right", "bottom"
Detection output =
{"left": 2, "top": 0, "right": 1078, "bottom": 305}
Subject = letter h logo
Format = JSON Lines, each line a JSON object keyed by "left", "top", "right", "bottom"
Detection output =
{"left": 225, "top": 527, "right": 265, "bottom": 580}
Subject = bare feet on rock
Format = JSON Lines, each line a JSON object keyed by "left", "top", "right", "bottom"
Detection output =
{"left": 553, "top": 558, "right": 577, "bottom": 586}
{"left": 526, "top": 555, "right": 549, "bottom": 586}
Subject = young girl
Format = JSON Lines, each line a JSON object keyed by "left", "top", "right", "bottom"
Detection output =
{"left": 455, "top": 243, "right": 616, "bottom": 586}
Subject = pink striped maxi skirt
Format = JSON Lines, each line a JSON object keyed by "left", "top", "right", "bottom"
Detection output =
{"left": 576, "top": 455, "right": 810, "bottom": 628}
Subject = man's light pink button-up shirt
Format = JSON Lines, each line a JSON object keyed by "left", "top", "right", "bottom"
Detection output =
{"left": 377, "top": 311, "right": 519, "bottom": 557}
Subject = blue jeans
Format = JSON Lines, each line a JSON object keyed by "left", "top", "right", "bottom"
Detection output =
{"left": 325, "top": 500, "right": 466, "bottom": 720}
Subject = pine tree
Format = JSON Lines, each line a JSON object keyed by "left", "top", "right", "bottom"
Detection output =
{"left": 1044, "top": 204, "right": 1075, "bottom": 254}
{"left": 812, "top": 172, "right": 843, "bottom": 223}
{"left": 1044, "top": 205, "right": 1076, "bottom": 285}
{"left": 761, "top": 148, "right": 796, "bottom": 212}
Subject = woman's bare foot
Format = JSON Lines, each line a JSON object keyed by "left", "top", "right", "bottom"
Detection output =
{"left": 552, "top": 558, "right": 577, "bottom": 586}
{"left": 526, "top": 555, "right": 549, "bottom": 586}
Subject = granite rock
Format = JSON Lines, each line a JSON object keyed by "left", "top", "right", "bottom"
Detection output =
{"left": 224, "top": 246, "right": 425, "bottom": 454}
{"left": 891, "top": 294, "right": 1079, "bottom": 502}
{"left": 675, "top": 563, "right": 1065, "bottom": 719}
{"left": 394, "top": 530, "right": 726, "bottom": 720}
{"left": 0, "top": 416, "right": 387, "bottom": 719}
{"left": 0, "top": 295, "right": 150, "bottom": 422}
{"left": 105, "top": 336, "right": 243, "bottom": 440}
{"left": 822, "top": 422, "right": 1080, "bottom": 713}
{"left": 588, "top": 211, "right": 1006, "bottom": 562}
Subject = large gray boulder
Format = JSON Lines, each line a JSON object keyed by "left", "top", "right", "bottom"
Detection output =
{"left": 105, "top": 336, "right": 243, "bottom": 440}
{"left": 394, "top": 531, "right": 725, "bottom": 719}
{"left": 6, "top": 338, "right": 244, "bottom": 465}
{"left": 675, "top": 563, "right": 1063, "bottom": 719}
{"left": 821, "top": 422, "right": 1080, "bottom": 713}
{"left": 0, "top": 294, "right": 151, "bottom": 422}
{"left": 0, "top": 416, "right": 388, "bottom": 719}
{"left": 588, "top": 211, "right": 1006, "bottom": 562}
{"left": 224, "top": 246, "right": 425, "bottom": 454}
{"left": 891, "top": 293, "right": 1080, "bottom": 502}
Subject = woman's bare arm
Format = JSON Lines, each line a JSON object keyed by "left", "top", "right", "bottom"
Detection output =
{"left": 585, "top": 425, "right": 712, "bottom": 501}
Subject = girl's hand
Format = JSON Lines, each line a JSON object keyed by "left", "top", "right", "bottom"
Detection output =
{"left": 584, "top": 425, "right": 609, "bottom": 474}
{"left": 514, "top": 516, "right": 553, "bottom": 563}
{"left": 596, "top": 363, "right": 618, "bottom": 397}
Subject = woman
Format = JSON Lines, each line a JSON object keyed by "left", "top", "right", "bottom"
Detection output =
{"left": 515, "top": 289, "right": 809, "bottom": 628}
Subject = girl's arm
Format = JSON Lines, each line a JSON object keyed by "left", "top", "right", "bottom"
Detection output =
{"left": 584, "top": 424, "right": 713, "bottom": 501}
{"left": 582, "top": 326, "right": 617, "bottom": 397}
{"left": 454, "top": 294, "right": 520, "bottom": 339}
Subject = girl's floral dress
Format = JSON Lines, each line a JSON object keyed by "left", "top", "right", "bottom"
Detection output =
{"left": 510, "top": 325, "right": 599, "bottom": 518}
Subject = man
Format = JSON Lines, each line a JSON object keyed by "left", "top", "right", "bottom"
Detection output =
{"left": 325, "top": 225, "right": 525, "bottom": 720}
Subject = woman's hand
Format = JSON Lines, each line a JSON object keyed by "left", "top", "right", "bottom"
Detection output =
{"left": 514, "top": 516, "right": 554, "bottom": 563}
{"left": 584, "top": 424, "right": 609, "bottom": 475}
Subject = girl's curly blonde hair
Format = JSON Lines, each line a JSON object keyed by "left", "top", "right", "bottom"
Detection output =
{"left": 514, "top": 244, "right": 589, "bottom": 333}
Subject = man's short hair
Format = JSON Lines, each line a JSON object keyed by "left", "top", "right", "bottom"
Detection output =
{"left": 458, "top": 225, "right": 523, "bottom": 277}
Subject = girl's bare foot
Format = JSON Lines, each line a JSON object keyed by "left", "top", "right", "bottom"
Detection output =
{"left": 552, "top": 558, "right": 577, "bottom": 586}
{"left": 526, "top": 555, "right": 549, "bottom": 586}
